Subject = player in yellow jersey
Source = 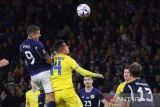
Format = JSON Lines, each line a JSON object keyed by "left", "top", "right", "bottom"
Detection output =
{"left": 50, "top": 40, "right": 104, "bottom": 107}
{"left": 26, "top": 81, "right": 44, "bottom": 107}
{"left": 110, "top": 65, "right": 131, "bottom": 106}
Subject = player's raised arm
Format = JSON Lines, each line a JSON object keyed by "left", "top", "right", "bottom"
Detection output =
{"left": 69, "top": 56, "right": 104, "bottom": 78}
{"left": 75, "top": 65, "right": 104, "bottom": 78}
{"left": 19, "top": 44, "right": 27, "bottom": 65}
{"left": 36, "top": 41, "right": 54, "bottom": 64}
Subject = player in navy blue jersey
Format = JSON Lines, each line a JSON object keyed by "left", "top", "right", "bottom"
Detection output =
{"left": 79, "top": 77, "right": 108, "bottom": 107}
{"left": 20, "top": 25, "right": 56, "bottom": 107}
{"left": 120, "top": 62, "right": 154, "bottom": 107}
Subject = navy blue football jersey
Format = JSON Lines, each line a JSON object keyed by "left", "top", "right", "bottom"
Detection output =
{"left": 122, "top": 79, "right": 154, "bottom": 107}
{"left": 79, "top": 88, "right": 104, "bottom": 107}
{"left": 20, "top": 39, "right": 50, "bottom": 76}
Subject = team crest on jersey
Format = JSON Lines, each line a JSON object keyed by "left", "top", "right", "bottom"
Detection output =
{"left": 82, "top": 96, "right": 84, "bottom": 99}
{"left": 90, "top": 95, "right": 95, "bottom": 99}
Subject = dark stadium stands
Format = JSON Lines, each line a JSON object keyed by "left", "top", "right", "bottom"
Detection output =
{"left": 0, "top": 0, "right": 160, "bottom": 106}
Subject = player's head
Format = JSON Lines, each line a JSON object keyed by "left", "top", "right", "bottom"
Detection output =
{"left": 27, "top": 25, "right": 41, "bottom": 40}
{"left": 30, "top": 81, "right": 37, "bottom": 90}
{"left": 84, "top": 77, "right": 93, "bottom": 87}
{"left": 54, "top": 40, "right": 69, "bottom": 54}
{"left": 129, "top": 62, "right": 142, "bottom": 78}
{"left": 123, "top": 65, "right": 131, "bottom": 81}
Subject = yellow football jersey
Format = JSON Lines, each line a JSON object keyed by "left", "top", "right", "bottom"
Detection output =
{"left": 50, "top": 54, "right": 77, "bottom": 91}
{"left": 51, "top": 54, "right": 98, "bottom": 91}
{"left": 26, "top": 90, "right": 40, "bottom": 107}
{"left": 115, "top": 81, "right": 127, "bottom": 95}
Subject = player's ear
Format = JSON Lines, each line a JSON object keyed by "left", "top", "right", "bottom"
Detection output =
{"left": 83, "top": 80, "right": 85, "bottom": 85}
{"left": 83, "top": 77, "right": 86, "bottom": 84}
{"left": 91, "top": 79, "right": 93, "bottom": 83}
{"left": 91, "top": 77, "right": 93, "bottom": 83}
{"left": 28, "top": 33, "right": 34, "bottom": 39}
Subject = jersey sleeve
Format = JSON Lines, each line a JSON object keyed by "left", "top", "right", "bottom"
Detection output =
{"left": 115, "top": 83, "right": 124, "bottom": 95}
{"left": 19, "top": 44, "right": 25, "bottom": 59}
{"left": 68, "top": 56, "right": 79, "bottom": 69}
{"left": 68, "top": 57, "right": 98, "bottom": 77}
{"left": 25, "top": 91, "right": 29, "bottom": 104}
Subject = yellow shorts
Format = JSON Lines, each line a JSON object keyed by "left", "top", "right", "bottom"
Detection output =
{"left": 54, "top": 88, "right": 83, "bottom": 107}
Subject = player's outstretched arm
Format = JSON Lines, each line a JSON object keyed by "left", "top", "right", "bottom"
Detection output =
{"left": 69, "top": 56, "right": 104, "bottom": 78}
{"left": 75, "top": 66, "right": 104, "bottom": 79}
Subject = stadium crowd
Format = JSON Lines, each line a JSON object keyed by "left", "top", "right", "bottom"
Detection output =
{"left": 0, "top": 0, "right": 160, "bottom": 106}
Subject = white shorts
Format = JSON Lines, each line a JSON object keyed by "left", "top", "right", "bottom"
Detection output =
{"left": 31, "top": 70, "right": 53, "bottom": 93}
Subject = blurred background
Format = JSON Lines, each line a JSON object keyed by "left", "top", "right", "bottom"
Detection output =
{"left": 0, "top": 0, "right": 160, "bottom": 106}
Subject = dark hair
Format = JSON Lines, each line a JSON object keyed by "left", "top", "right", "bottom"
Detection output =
{"left": 54, "top": 40, "right": 64, "bottom": 52}
{"left": 27, "top": 25, "right": 40, "bottom": 35}
{"left": 124, "top": 64, "right": 129, "bottom": 69}
{"left": 129, "top": 62, "right": 142, "bottom": 77}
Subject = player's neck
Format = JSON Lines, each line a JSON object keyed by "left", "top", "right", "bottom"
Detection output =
{"left": 27, "top": 36, "right": 32, "bottom": 39}
{"left": 58, "top": 52, "right": 67, "bottom": 55}
{"left": 27, "top": 36, "right": 38, "bottom": 41}
{"left": 131, "top": 77, "right": 140, "bottom": 82}
{"left": 125, "top": 79, "right": 130, "bottom": 82}
{"left": 85, "top": 86, "right": 93, "bottom": 92}
{"left": 32, "top": 88, "right": 37, "bottom": 92}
